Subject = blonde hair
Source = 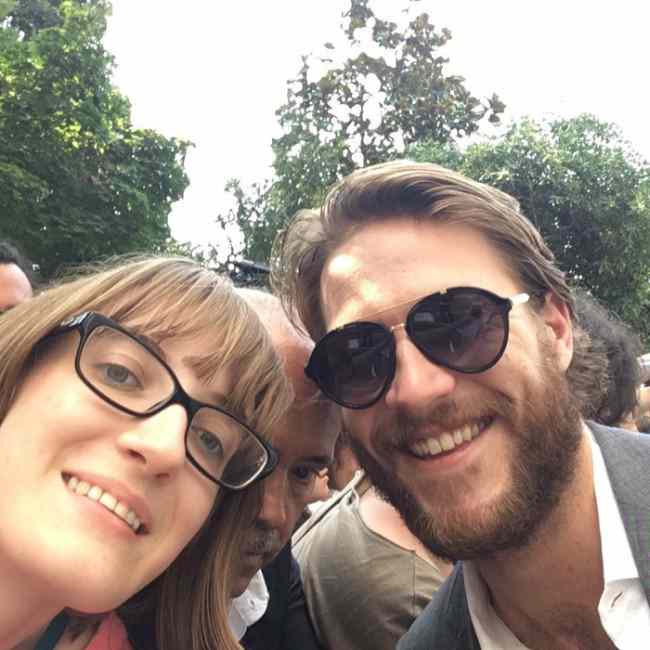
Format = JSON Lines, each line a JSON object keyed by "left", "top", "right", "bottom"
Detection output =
{"left": 0, "top": 255, "right": 293, "bottom": 650}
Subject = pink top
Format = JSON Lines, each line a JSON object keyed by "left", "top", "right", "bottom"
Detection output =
{"left": 85, "top": 613, "right": 132, "bottom": 650}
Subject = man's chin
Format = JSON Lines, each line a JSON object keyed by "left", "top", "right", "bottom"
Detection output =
{"left": 230, "top": 570, "right": 257, "bottom": 599}
{"left": 230, "top": 551, "right": 274, "bottom": 598}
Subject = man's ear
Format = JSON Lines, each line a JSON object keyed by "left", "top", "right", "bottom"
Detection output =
{"left": 540, "top": 292, "right": 573, "bottom": 371}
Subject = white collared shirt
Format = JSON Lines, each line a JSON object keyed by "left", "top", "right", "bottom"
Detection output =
{"left": 228, "top": 570, "right": 270, "bottom": 641}
{"left": 464, "top": 431, "right": 650, "bottom": 649}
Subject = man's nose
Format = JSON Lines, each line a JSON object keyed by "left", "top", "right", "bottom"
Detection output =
{"left": 116, "top": 403, "right": 188, "bottom": 479}
{"left": 257, "top": 471, "right": 289, "bottom": 532}
{"left": 384, "top": 332, "right": 456, "bottom": 411}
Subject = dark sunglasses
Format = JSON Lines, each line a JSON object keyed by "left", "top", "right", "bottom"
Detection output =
{"left": 305, "top": 287, "right": 531, "bottom": 410}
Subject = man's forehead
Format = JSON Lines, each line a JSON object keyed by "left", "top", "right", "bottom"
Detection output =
{"left": 270, "top": 394, "right": 340, "bottom": 458}
{"left": 321, "top": 250, "right": 428, "bottom": 328}
{"left": 320, "top": 219, "right": 523, "bottom": 330}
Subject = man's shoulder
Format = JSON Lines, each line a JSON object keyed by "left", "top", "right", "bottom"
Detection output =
{"left": 243, "top": 543, "right": 320, "bottom": 650}
{"left": 262, "top": 543, "right": 292, "bottom": 589}
{"left": 589, "top": 422, "right": 650, "bottom": 505}
{"left": 293, "top": 473, "right": 365, "bottom": 549}
{"left": 397, "top": 563, "right": 479, "bottom": 650}
{"left": 589, "top": 421, "right": 650, "bottom": 456}
{"left": 588, "top": 421, "right": 650, "bottom": 600}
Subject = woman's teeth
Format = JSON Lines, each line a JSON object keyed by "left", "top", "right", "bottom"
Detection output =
{"left": 408, "top": 420, "right": 487, "bottom": 458}
{"left": 65, "top": 475, "right": 142, "bottom": 533}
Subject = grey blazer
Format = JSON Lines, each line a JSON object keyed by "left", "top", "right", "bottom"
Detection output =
{"left": 397, "top": 422, "right": 650, "bottom": 650}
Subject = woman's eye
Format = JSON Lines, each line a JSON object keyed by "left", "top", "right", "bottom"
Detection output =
{"left": 195, "top": 429, "right": 224, "bottom": 456}
{"left": 99, "top": 363, "right": 141, "bottom": 389}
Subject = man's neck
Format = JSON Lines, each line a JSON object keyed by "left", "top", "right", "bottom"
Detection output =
{"left": 474, "top": 428, "right": 611, "bottom": 648}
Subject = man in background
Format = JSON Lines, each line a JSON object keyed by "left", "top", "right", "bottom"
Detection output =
{"left": 0, "top": 240, "right": 33, "bottom": 311}
{"left": 294, "top": 461, "right": 451, "bottom": 650}
{"left": 232, "top": 289, "right": 340, "bottom": 650}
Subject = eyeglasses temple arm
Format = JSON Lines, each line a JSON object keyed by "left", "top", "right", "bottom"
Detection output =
{"left": 509, "top": 293, "right": 530, "bottom": 307}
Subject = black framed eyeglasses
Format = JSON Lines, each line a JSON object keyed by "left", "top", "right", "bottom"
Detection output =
{"left": 306, "top": 287, "right": 531, "bottom": 410}
{"left": 48, "top": 312, "right": 278, "bottom": 489}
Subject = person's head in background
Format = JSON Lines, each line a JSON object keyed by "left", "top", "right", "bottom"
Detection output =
{"left": 0, "top": 240, "right": 34, "bottom": 311}
{"left": 574, "top": 289, "right": 643, "bottom": 430}
{"left": 329, "top": 430, "right": 361, "bottom": 491}
{"left": 230, "top": 288, "right": 341, "bottom": 598}
{"left": 0, "top": 256, "right": 292, "bottom": 650}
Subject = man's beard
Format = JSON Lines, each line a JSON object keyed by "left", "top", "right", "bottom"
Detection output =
{"left": 230, "top": 524, "right": 283, "bottom": 598}
{"left": 244, "top": 525, "right": 282, "bottom": 556}
{"left": 349, "top": 351, "right": 583, "bottom": 562}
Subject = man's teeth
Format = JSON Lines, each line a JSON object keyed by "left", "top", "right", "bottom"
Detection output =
{"left": 66, "top": 475, "right": 142, "bottom": 533}
{"left": 409, "top": 422, "right": 482, "bottom": 458}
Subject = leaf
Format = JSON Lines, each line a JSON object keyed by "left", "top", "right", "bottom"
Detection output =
{"left": 213, "top": 0, "right": 504, "bottom": 270}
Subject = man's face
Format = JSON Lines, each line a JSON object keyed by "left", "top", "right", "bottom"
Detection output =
{"left": 320, "top": 218, "right": 581, "bottom": 561}
{"left": 231, "top": 338, "right": 339, "bottom": 597}
{"left": 0, "top": 263, "right": 32, "bottom": 311}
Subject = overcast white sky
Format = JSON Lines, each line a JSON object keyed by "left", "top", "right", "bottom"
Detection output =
{"left": 104, "top": 0, "right": 650, "bottom": 250}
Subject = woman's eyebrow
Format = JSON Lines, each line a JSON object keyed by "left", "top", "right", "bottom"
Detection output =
{"left": 126, "top": 328, "right": 168, "bottom": 361}
{"left": 182, "top": 354, "right": 238, "bottom": 408}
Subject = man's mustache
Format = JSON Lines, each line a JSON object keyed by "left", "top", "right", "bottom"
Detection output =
{"left": 379, "top": 393, "right": 515, "bottom": 447}
{"left": 245, "top": 529, "right": 282, "bottom": 555}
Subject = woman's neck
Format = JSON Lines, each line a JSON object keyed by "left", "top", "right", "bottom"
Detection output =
{"left": 0, "top": 555, "right": 62, "bottom": 650}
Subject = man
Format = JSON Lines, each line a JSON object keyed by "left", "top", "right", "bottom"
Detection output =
{"left": 293, "top": 466, "right": 451, "bottom": 650}
{"left": 273, "top": 161, "right": 650, "bottom": 649}
{"left": 233, "top": 289, "right": 340, "bottom": 650}
{"left": 574, "top": 289, "right": 643, "bottom": 429}
{"left": 0, "top": 240, "right": 33, "bottom": 311}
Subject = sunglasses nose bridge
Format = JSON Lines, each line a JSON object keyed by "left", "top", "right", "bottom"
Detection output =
{"left": 389, "top": 322, "right": 407, "bottom": 334}
{"left": 385, "top": 334, "right": 457, "bottom": 410}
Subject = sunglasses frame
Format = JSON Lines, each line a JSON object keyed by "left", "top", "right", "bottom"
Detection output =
{"left": 306, "top": 287, "right": 531, "bottom": 410}
{"left": 47, "top": 312, "right": 278, "bottom": 489}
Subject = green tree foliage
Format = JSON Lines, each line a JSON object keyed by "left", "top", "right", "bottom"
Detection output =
{"left": 216, "top": 0, "right": 504, "bottom": 266}
{"left": 409, "top": 114, "right": 650, "bottom": 340}
{"left": 0, "top": 0, "right": 191, "bottom": 278}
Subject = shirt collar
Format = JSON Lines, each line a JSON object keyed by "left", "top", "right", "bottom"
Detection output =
{"left": 228, "top": 570, "right": 270, "bottom": 641}
{"left": 463, "top": 426, "right": 639, "bottom": 648}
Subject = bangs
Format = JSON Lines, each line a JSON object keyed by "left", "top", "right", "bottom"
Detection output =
{"left": 0, "top": 256, "right": 292, "bottom": 439}
{"left": 93, "top": 273, "right": 273, "bottom": 425}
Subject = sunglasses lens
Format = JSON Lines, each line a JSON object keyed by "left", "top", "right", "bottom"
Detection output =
{"left": 408, "top": 289, "right": 507, "bottom": 372}
{"left": 308, "top": 323, "right": 394, "bottom": 408}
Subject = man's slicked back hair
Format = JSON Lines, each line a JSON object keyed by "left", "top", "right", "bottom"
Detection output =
{"left": 272, "top": 161, "right": 574, "bottom": 342}
{"left": 272, "top": 160, "right": 604, "bottom": 414}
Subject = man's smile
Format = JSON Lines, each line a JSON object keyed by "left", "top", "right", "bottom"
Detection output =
{"left": 404, "top": 416, "right": 493, "bottom": 459}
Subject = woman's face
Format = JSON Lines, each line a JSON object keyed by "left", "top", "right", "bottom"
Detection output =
{"left": 0, "top": 323, "right": 229, "bottom": 612}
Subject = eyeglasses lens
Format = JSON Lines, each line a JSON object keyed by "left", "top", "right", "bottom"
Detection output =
{"left": 408, "top": 290, "right": 506, "bottom": 372}
{"left": 79, "top": 326, "right": 267, "bottom": 487}
{"left": 79, "top": 326, "right": 176, "bottom": 412}
{"left": 187, "top": 407, "right": 268, "bottom": 488}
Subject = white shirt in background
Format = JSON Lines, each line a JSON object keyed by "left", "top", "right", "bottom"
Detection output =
{"left": 228, "top": 570, "right": 270, "bottom": 641}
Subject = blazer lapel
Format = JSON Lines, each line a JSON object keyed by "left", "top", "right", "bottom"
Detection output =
{"left": 399, "top": 563, "right": 479, "bottom": 649}
{"left": 590, "top": 422, "right": 650, "bottom": 603}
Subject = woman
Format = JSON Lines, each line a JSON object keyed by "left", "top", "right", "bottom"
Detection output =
{"left": 0, "top": 256, "right": 292, "bottom": 650}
